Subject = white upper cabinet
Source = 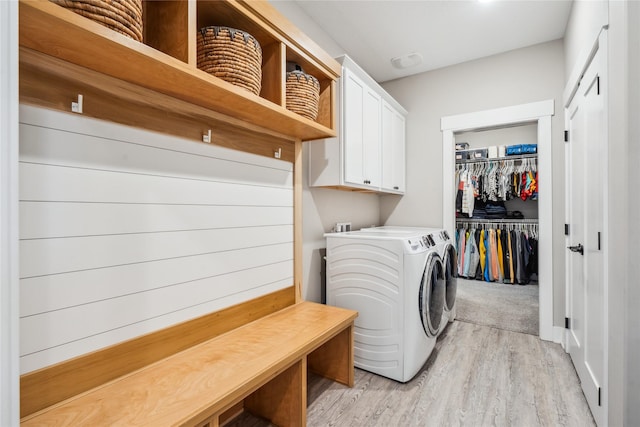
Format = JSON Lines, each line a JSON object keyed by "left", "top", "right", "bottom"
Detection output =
{"left": 343, "top": 68, "right": 382, "bottom": 188}
{"left": 308, "top": 55, "right": 406, "bottom": 194}
{"left": 381, "top": 100, "right": 406, "bottom": 193}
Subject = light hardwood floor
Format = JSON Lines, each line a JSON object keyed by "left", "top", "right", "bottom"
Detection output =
{"left": 228, "top": 320, "right": 595, "bottom": 426}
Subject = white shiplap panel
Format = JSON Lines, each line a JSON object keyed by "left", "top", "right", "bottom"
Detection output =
{"left": 19, "top": 278, "right": 292, "bottom": 374}
{"left": 19, "top": 163, "right": 292, "bottom": 206}
{"left": 19, "top": 105, "right": 290, "bottom": 171}
{"left": 20, "top": 202, "right": 292, "bottom": 239}
{"left": 20, "top": 260, "right": 293, "bottom": 356}
{"left": 20, "top": 243, "right": 292, "bottom": 316}
{"left": 20, "top": 225, "right": 293, "bottom": 278}
{"left": 19, "top": 123, "right": 293, "bottom": 188}
{"left": 19, "top": 106, "right": 295, "bottom": 373}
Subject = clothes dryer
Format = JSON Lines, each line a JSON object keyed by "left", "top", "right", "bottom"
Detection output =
{"left": 361, "top": 226, "right": 458, "bottom": 334}
{"left": 325, "top": 229, "right": 445, "bottom": 382}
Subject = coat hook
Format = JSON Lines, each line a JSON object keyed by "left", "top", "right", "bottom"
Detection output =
{"left": 71, "top": 94, "right": 83, "bottom": 114}
{"left": 203, "top": 129, "right": 212, "bottom": 143}
{"left": 274, "top": 147, "right": 282, "bottom": 159}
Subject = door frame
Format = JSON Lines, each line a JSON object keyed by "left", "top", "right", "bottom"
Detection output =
{"left": 441, "top": 100, "right": 555, "bottom": 341}
{"left": 0, "top": 0, "right": 20, "bottom": 424}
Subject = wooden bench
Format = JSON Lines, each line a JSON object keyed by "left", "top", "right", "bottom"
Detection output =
{"left": 20, "top": 301, "right": 357, "bottom": 426}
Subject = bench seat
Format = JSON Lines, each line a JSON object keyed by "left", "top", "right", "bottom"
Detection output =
{"left": 21, "top": 301, "right": 358, "bottom": 426}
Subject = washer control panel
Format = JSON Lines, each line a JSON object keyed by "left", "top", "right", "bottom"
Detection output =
{"left": 405, "top": 234, "right": 435, "bottom": 252}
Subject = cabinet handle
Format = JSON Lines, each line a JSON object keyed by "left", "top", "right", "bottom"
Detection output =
{"left": 393, "top": 186, "right": 399, "bottom": 190}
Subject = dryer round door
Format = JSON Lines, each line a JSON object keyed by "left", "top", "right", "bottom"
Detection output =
{"left": 443, "top": 243, "right": 458, "bottom": 312}
{"left": 418, "top": 252, "right": 445, "bottom": 338}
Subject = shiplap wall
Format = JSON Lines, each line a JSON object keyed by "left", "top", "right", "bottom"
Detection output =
{"left": 19, "top": 106, "right": 294, "bottom": 374}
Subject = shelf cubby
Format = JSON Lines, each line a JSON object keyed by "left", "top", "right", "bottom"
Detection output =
{"left": 143, "top": 1, "right": 194, "bottom": 64}
{"left": 18, "top": 0, "right": 340, "bottom": 143}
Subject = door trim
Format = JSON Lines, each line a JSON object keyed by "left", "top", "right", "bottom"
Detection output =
{"left": 441, "top": 100, "right": 555, "bottom": 341}
{"left": 0, "top": 1, "right": 20, "bottom": 424}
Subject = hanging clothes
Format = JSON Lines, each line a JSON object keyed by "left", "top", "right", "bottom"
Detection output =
{"left": 474, "top": 229, "right": 483, "bottom": 280}
{"left": 489, "top": 229, "right": 499, "bottom": 282}
{"left": 455, "top": 157, "right": 539, "bottom": 220}
{"left": 483, "top": 230, "right": 491, "bottom": 282}
{"left": 463, "top": 229, "right": 473, "bottom": 277}
{"left": 459, "top": 231, "right": 467, "bottom": 277}
{"left": 455, "top": 221, "right": 539, "bottom": 285}
{"left": 507, "top": 230, "right": 515, "bottom": 284}
{"left": 465, "top": 230, "right": 480, "bottom": 278}
{"left": 479, "top": 229, "right": 487, "bottom": 281}
{"left": 497, "top": 229, "right": 505, "bottom": 282}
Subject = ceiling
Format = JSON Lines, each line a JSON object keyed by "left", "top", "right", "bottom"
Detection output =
{"left": 292, "top": 0, "right": 573, "bottom": 83}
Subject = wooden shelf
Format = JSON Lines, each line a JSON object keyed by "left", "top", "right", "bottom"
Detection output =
{"left": 19, "top": 0, "right": 340, "bottom": 143}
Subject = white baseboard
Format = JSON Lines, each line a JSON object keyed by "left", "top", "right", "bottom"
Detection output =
{"left": 553, "top": 326, "right": 566, "bottom": 350}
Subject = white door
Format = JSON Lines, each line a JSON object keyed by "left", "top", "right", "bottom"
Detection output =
{"left": 343, "top": 68, "right": 365, "bottom": 186}
{"left": 565, "top": 37, "right": 606, "bottom": 427}
{"left": 362, "top": 86, "right": 381, "bottom": 188}
{"left": 343, "top": 68, "right": 380, "bottom": 189}
{"left": 381, "top": 100, "right": 406, "bottom": 193}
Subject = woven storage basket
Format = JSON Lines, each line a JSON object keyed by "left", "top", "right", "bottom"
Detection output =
{"left": 197, "top": 26, "right": 262, "bottom": 96}
{"left": 286, "top": 70, "right": 320, "bottom": 121}
{"left": 50, "top": 0, "right": 143, "bottom": 42}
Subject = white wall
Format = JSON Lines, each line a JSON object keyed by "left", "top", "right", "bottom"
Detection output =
{"left": 563, "top": 0, "right": 608, "bottom": 80}
{"left": 379, "top": 41, "right": 566, "bottom": 324}
{"left": 270, "top": 0, "right": 346, "bottom": 58}
{"left": 0, "top": 0, "right": 19, "bottom": 424}
{"left": 19, "top": 106, "right": 294, "bottom": 373}
{"left": 300, "top": 148, "right": 381, "bottom": 302}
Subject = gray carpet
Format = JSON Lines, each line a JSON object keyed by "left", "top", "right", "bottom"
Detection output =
{"left": 455, "top": 278, "right": 539, "bottom": 335}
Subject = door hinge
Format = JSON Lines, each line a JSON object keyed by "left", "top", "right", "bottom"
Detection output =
{"left": 598, "top": 387, "right": 602, "bottom": 406}
{"left": 597, "top": 76, "right": 601, "bottom": 95}
{"left": 565, "top": 317, "right": 570, "bottom": 329}
{"left": 598, "top": 231, "right": 601, "bottom": 250}
{"left": 565, "top": 224, "right": 570, "bottom": 235}
{"left": 564, "top": 130, "right": 569, "bottom": 142}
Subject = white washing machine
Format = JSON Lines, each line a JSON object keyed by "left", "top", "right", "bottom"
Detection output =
{"left": 325, "top": 229, "right": 445, "bottom": 383}
{"left": 362, "top": 226, "right": 458, "bottom": 334}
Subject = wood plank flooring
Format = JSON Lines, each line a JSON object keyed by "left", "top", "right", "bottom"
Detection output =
{"left": 227, "top": 321, "right": 595, "bottom": 426}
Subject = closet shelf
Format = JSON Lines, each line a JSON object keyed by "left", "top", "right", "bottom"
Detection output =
{"left": 18, "top": 0, "right": 339, "bottom": 142}
{"left": 456, "top": 218, "right": 539, "bottom": 224}
{"left": 456, "top": 153, "right": 538, "bottom": 165}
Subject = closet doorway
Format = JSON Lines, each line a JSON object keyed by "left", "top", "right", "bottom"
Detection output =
{"left": 454, "top": 125, "right": 540, "bottom": 336}
{"left": 441, "top": 100, "right": 554, "bottom": 341}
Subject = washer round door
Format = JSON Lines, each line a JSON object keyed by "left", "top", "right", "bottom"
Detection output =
{"left": 419, "top": 252, "right": 445, "bottom": 338}
{"left": 443, "top": 243, "right": 458, "bottom": 312}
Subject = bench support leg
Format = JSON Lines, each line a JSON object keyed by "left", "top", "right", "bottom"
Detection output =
{"left": 308, "top": 324, "right": 354, "bottom": 387}
{"left": 245, "top": 358, "right": 306, "bottom": 427}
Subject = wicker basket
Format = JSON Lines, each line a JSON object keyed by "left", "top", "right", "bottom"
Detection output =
{"left": 286, "top": 70, "right": 320, "bottom": 121}
{"left": 197, "top": 26, "right": 262, "bottom": 96}
{"left": 50, "top": 0, "right": 143, "bottom": 42}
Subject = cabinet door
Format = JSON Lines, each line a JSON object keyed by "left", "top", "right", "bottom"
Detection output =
{"left": 381, "top": 101, "right": 405, "bottom": 193}
{"left": 342, "top": 68, "right": 380, "bottom": 188}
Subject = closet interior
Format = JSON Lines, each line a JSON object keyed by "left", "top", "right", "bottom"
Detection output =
{"left": 454, "top": 124, "right": 539, "bottom": 285}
